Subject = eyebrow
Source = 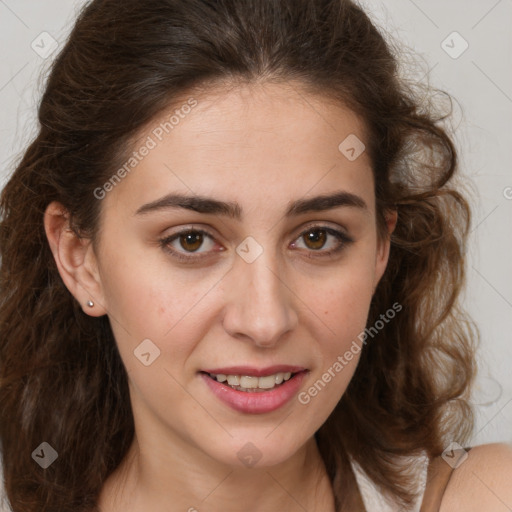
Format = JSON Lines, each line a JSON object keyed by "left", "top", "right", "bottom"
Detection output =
{"left": 135, "top": 190, "right": 367, "bottom": 219}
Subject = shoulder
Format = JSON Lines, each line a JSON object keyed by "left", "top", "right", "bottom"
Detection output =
{"left": 440, "top": 442, "right": 512, "bottom": 512}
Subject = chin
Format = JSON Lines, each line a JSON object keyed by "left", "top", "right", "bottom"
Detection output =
{"left": 203, "top": 433, "right": 310, "bottom": 470}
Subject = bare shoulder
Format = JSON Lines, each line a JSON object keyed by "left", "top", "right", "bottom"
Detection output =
{"left": 440, "top": 442, "right": 512, "bottom": 512}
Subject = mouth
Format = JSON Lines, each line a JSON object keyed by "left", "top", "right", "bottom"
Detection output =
{"left": 199, "top": 366, "right": 308, "bottom": 414}
{"left": 200, "top": 370, "right": 300, "bottom": 392}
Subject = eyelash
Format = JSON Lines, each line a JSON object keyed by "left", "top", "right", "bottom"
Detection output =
{"left": 158, "top": 225, "right": 354, "bottom": 263}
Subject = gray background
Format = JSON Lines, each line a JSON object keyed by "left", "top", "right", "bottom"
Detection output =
{"left": 0, "top": 0, "right": 511, "bottom": 448}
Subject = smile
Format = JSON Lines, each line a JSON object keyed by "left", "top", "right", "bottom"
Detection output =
{"left": 199, "top": 366, "right": 308, "bottom": 414}
{"left": 207, "top": 371, "right": 294, "bottom": 392}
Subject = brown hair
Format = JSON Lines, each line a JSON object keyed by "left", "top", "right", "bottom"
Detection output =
{"left": 0, "top": 0, "right": 476, "bottom": 510}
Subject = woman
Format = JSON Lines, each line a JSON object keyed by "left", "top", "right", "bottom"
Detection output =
{"left": 0, "top": 0, "right": 511, "bottom": 510}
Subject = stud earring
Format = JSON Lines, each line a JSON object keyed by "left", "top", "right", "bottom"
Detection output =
{"left": 86, "top": 300, "right": 94, "bottom": 308}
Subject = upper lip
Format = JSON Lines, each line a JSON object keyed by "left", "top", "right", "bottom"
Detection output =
{"left": 201, "top": 365, "right": 307, "bottom": 377}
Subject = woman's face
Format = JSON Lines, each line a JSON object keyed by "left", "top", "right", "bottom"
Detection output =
{"left": 90, "top": 82, "right": 392, "bottom": 468}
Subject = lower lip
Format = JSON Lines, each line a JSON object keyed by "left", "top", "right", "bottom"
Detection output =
{"left": 200, "top": 371, "right": 308, "bottom": 414}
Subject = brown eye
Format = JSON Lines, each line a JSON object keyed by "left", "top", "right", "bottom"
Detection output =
{"left": 291, "top": 225, "right": 353, "bottom": 258}
{"left": 303, "top": 229, "right": 327, "bottom": 250}
{"left": 160, "top": 228, "right": 217, "bottom": 261}
{"left": 179, "top": 231, "right": 204, "bottom": 252}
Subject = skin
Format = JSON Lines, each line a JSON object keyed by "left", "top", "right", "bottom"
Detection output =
{"left": 43, "top": 81, "right": 512, "bottom": 511}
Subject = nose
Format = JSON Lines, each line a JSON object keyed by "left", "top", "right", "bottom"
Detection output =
{"left": 221, "top": 250, "right": 298, "bottom": 348}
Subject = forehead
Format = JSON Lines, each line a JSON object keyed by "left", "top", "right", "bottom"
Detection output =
{"left": 153, "top": 81, "right": 369, "bottom": 155}
{"left": 103, "top": 81, "right": 375, "bottom": 215}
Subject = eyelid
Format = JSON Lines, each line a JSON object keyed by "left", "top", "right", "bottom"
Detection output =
{"left": 159, "top": 227, "right": 220, "bottom": 262}
{"left": 290, "top": 223, "right": 354, "bottom": 257}
{"left": 291, "top": 220, "right": 351, "bottom": 239}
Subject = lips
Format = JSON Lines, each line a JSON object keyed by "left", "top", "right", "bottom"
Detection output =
{"left": 199, "top": 365, "right": 308, "bottom": 414}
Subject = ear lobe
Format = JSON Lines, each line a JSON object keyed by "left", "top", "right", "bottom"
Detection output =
{"left": 373, "top": 209, "right": 398, "bottom": 289}
{"left": 44, "top": 201, "right": 107, "bottom": 316}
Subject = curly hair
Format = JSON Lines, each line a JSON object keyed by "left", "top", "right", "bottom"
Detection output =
{"left": 0, "top": 0, "right": 477, "bottom": 510}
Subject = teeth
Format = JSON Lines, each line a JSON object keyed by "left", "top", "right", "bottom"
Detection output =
{"left": 226, "top": 375, "right": 240, "bottom": 386}
{"left": 239, "top": 376, "right": 259, "bottom": 388}
{"left": 211, "top": 372, "right": 294, "bottom": 391}
{"left": 258, "top": 375, "right": 277, "bottom": 389}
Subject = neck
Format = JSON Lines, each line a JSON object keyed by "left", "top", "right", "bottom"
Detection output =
{"left": 98, "top": 435, "right": 336, "bottom": 512}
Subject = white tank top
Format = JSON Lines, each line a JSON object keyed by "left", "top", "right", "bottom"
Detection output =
{"left": 351, "top": 451, "right": 430, "bottom": 511}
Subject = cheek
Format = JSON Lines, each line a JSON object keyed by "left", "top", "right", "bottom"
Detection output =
{"left": 321, "top": 275, "right": 372, "bottom": 318}
{"left": 305, "top": 254, "right": 376, "bottom": 373}
{"left": 294, "top": 276, "right": 373, "bottom": 425}
{"left": 98, "top": 248, "right": 224, "bottom": 377}
{"left": 316, "top": 259, "right": 375, "bottom": 329}
{"left": 98, "top": 234, "right": 197, "bottom": 330}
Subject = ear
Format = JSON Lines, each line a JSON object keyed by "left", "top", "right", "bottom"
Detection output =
{"left": 373, "top": 208, "right": 398, "bottom": 290}
{"left": 44, "top": 201, "right": 107, "bottom": 316}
